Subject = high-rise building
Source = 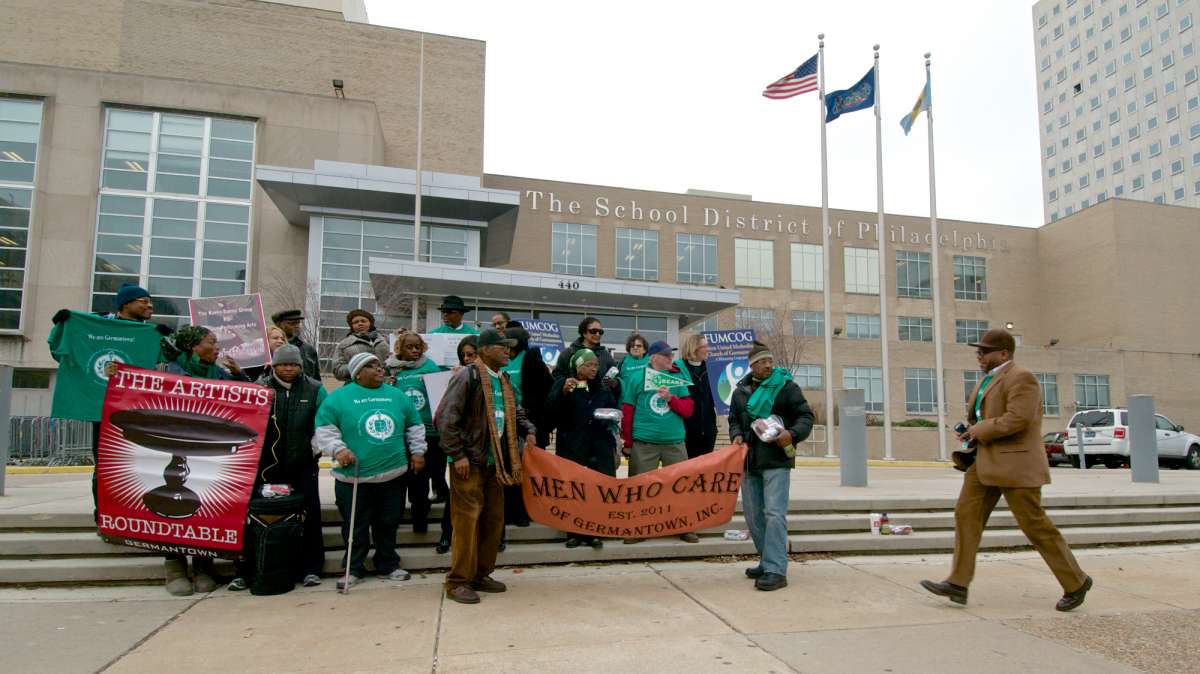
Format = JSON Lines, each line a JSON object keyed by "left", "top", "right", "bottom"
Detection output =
{"left": 1032, "top": 0, "right": 1200, "bottom": 222}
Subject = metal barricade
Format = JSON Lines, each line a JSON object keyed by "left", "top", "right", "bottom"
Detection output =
{"left": 7, "top": 417, "right": 94, "bottom": 466}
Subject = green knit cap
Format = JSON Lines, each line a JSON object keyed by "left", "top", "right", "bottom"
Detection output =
{"left": 570, "top": 348, "right": 598, "bottom": 373}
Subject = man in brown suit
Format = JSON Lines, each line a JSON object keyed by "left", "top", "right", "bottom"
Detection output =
{"left": 920, "top": 328, "right": 1093, "bottom": 611}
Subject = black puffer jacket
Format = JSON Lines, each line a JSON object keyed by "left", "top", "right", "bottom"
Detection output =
{"left": 546, "top": 376, "right": 618, "bottom": 476}
{"left": 681, "top": 360, "right": 717, "bottom": 437}
{"left": 254, "top": 372, "right": 325, "bottom": 486}
{"left": 727, "top": 373, "right": 814, "bottom": 473}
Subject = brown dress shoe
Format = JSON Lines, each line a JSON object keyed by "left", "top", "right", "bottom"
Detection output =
{"left": 470, "top": 576, "right": 507, "bottom": 593}
{"left": 446, "top": 585, "right": 480, "bottom": 604}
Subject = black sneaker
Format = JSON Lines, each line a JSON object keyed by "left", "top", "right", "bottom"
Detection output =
{"left": 754, "top": 572, "right": 788, "bottom": 591}
{"left": 745, "top": 566, "right": 765, "bottom": 579}
{"left": 565, "top": 538, "right": 581, "bottom": 548}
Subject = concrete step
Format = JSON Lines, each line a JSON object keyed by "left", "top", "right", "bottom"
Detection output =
{"left": 5, "top": 521, "right": 1200, "bottom": 585}
{"left": 7, "top": 492, "right": 1200, "bottom": 531}
{"left": 6, "top": 506, "right": 1199, "bottom": 557}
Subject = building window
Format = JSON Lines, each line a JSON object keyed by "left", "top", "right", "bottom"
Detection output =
{"left": 791, "top": 365, "right": 823, "bottom": 390}
{"left": 963, "top": 370, "right": 984, "bottom": 405}
{"left": 896, "top": 250, "right": 931, "bottom": 298}
{"left": 955, "top": 319, "right": 989, "bottom": 344}
{"left": 791, "top": 310, "right": 824, "bottom": 337}
{"left": 551, "top": 222, "right": 597, "bottom": 276}
{"left": 0, "top": 97, "right": 42, "bottom": 332}
{"left": 615, "top": 227, "right": 658, "bottom": 281}
{"left": 1074, "top": 374, "right": 1111, "bottom": 409}
{"left": 953, "top": 255, "right": 988, "bottom": 300}
{"left": 898, "top": 316, "right": 933, "bottom": 342}
{"left": 843, "top": 247, "right": 880, "bottom": 294}
{"left": 790, "top": 242, "right": 823, "bottom": 291}
{"left": 734, "top": 238, "right": 774, "bottom": 288}
{"left": 676, "top": 233, "right": 717, "bottom": 285}
{"left": 845, "top": 313, "right": 881, "bottom": 340}
{"left": 92, "top": 108, "right": 255, "bottom": 326}
{"left": 1035, "top": 372, "right": 1061, "bottom": 416}
{"left": 12, "top": 368, "right": 51, "bottom": 389}
{"left": 904, "top": 367, "right": 938, "bottom": 414}
{"left": 735, "top": 307, "right": 775, "bottom": 332}
{"left": 318, "top": 216, "right": 468, "bottom": 364}
{"left": 844, "top": 366, "right": 884, "bottom": 412}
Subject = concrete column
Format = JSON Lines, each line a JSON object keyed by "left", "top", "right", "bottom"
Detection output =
{"left": 1127, "top": 394, "right": 1160, "bottom": 484}
{"left": 839, "top": 388, "right": 868, "bottom": 487}
{"left": 0, "top": 365, "right": 11, "bottom": 496}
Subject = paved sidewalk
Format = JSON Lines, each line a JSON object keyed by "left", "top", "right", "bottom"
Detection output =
{"left": 2, "top": 544, "right": 1198, "bottom": 674}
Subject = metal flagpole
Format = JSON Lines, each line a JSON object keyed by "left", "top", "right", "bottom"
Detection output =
{"left": 873, "top": 45, "right": 895, "bottom": 460}
{"left": 925, "top": 53, "right": 949, "bottom": 462}
{"left": 411, "top": 34, "right": 425, "bottom": 331}
{"left": 819, "top": 34, "right": 837, "bottom": 458}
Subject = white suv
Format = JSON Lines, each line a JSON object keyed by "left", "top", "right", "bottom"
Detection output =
{"left": 1064, "top": 408, "right": 1200, "bottom": 469}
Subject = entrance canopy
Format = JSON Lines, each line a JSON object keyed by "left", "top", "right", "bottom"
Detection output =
{"left": 368, "top": 258, "right": 740, "bottom": 323}
{"left": 256, "top": 160, "right": 519, "bottom": 226}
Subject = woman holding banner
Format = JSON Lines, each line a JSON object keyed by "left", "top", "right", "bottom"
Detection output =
{"left": 160, "top": 325, "right": 250, "bottom": 596}
{"left": 679, "top": 334, "right": 718, "bottom": 459}
{"left": 546, "top": 348, "right": 618, "bottom": 548}
{"left": 333, "top": 309, "right": 392, "bottom": 383}
{"left": 386, "top": 331, "right": 446, "bottom": 533}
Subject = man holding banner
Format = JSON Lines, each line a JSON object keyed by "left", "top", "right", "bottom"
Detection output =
{"left": 620, "top": 340, "right": 697, "bottom": 544}
{"left": 728, "top": 342, "right": 814, "bottom": 592}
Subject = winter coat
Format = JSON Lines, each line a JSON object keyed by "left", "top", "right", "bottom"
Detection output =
{"left": 289, "top": 335, "right": 321, "bottom": 381}
{"left": 254, "top": 372, "right": 327, "bottom": 486}
{"left": 332, "top": 330, "right": 391, "bottom": 381}
{"left": 727, "top": 373, "right": 814, "bottom": 473}
{"left": 553, "top": 337, "right": 620, "bottom": 402}
{"left": 680, "top": 359, "right": 718, "bottom": 437}
{"left": 547, "top": 376, "right": 618, "bottom": 476}
{"left": 435, "top": 364, "right": 536, "bottom": 468}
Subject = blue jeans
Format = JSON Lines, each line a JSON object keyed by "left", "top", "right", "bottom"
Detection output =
{"left": 742, "top": 468, "right": 791, "bottom": 575}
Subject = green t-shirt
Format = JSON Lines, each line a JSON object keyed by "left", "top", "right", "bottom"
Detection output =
{"left": 502, "top": 350, "right": 525, "bottom": 406}
{"left": 618, "top": 354, "right": 649, "bottom": 406}
{"left": 316, "top": 382, "right": 422, "bottom": 481}
{"left": 391, "top": 357, "right": 444, "bottom": 432}
{"left": 47, "top": 311, "right": 163, "bottom": 421}
{"left": 429, "top": 323, "right": 479, "bottom": 335}
{"left": 631, "top": 365, "right": 693, "bottom": 445}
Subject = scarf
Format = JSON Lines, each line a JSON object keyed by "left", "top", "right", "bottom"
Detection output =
{"left": 476, "top": 361, "right": 522, "bottom": 486}
{"left": 175, "top": 352, "right": 221, "bottom": 379}
{"left": 746, "top": 367, "right": 791, "bottom": 420}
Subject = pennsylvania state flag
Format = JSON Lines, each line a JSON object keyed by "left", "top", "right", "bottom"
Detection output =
{"left": 899, "top": 72, "right": 931, "bottom": 135}
{"left": 825, "top": 67, "right": 876, "bottom": 123}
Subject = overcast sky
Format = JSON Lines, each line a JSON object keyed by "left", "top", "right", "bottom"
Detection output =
{"left": 366, "top": 1, "right": 1043, "bottom": 228}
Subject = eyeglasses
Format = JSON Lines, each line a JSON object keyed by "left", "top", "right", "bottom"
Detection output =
{"left": 587, "top": 328, "right": 604, "bottom": 335}
{"left": 975, "top": 348, "right": 1000, "bottom": 357}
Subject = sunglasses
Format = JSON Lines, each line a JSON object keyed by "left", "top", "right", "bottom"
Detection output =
{"left": 975, "top": 347, "right": 1000, "bottom": 356}
{"left": 587, "top": 328, "right": 604, "bottom": 335}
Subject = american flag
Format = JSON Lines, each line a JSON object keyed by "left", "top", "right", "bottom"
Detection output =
{"left": 762, "top": 53, "right": 819, "bottom": 100}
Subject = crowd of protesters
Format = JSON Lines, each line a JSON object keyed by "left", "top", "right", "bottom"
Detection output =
{"left": 54, "top": 289, "right": 820, "bottom": 602}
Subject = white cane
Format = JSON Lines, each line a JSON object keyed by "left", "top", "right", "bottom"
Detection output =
{"left": 340, "top": 460, "right": 360, "bottom": 595}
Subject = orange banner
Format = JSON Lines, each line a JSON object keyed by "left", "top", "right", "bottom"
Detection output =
{"left": 521, "top": 444, "right": 747, "bottom": 538}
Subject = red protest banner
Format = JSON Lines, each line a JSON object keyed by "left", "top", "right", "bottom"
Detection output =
{"left": 96, "top": 365, "right": 273, "bottom": 558}
{"left": 521, "top": 444, "right": 747, "bottom": 539}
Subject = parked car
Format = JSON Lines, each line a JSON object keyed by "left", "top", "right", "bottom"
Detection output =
{"left": 1043, "top": 431, "right": 1068, "bottom": 466}
{"left": 1063, "top": 408, "right": 1200, "bottom": 469}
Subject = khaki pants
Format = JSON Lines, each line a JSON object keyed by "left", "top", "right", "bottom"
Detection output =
{"left": 948, "top": 466, "right": 1088, "bottom": 592}
{"left": 445, "top": 464, "right": 505, "bottom": 590}
{"left": 629, "top": 441, "right": 687, "bottom": 477}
